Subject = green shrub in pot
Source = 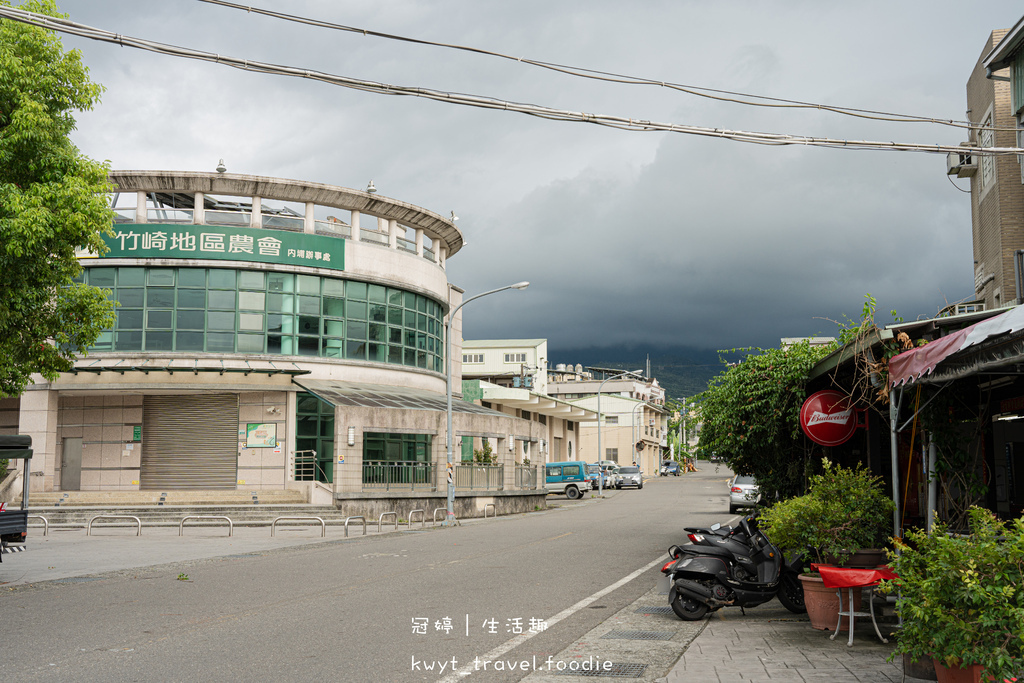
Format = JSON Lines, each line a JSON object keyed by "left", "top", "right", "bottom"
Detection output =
{"left": 880, "top": 507, "right": 1024, "bottom": 681}
{"left": 759, "top": 458, "right": 894, "bottom": 566}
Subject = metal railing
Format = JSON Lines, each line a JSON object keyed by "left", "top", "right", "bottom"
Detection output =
{"left": 179, "top": 515, "right": 234, "bottom": 537}
{"left": 271, "top": 516, "right": 326, "bottom": 537}
{"left": 483, "top": 503, "right": 496, "bottom": 519}
{"left": 396, "top": 237, "right": 417, "bottom": 253}
{"left": 454, "top": 464, "right": 503, "bottom": 491}
{"left": 147, "top": 207, "right": 193, "bottom": 223}
{"left": 359, "top": 228, "right": 390, "bottom": 246}
{"left": 514, "top": 465, "right": 539, "bottom": 490}
{"left": 432, "top": 508, "right": 448, "bottom": 525}
{"left": 344, "top": 516, "right": 366, "bottom": 537}
{"left": 294, "top": 450, "right": 329, "bottom": 482}
{"left": 408, "top": 509, "right": 425, "bottom": 529}
{"left": 378, "top": 511, "right": 398, "bottom": 533}
{"left": 87, "top": 515, "right": 141, "bottom": 536}
{"left": 315, "top": 219, "right": 351, "bottom": 238}
{"left": 27, "top": 515, "right": 49, "bottom": 536}
{"left": 362, "top": 461, "right": 436, "bottom": 491}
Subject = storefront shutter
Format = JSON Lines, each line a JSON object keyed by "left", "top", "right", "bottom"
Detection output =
{"left": 141, "top": 394, "right": 238, "bottom": 489}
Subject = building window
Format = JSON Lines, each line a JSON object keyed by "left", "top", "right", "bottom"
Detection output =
{"left": 521, "top": 410, "right": 531, "bottom": 420}
{"left": 605, "top": 415, "right": 618, "bottom": 425}
{"left": 463, "top": 353, "right": 484, "bottom": 363}
{"left": 504, "top": 353, "right": 526, "bottom": 363}
{"left": 362, "top": 432, "right": 432, "bottom": 462}
{"left": 606, "top": 448, "right": 618, "bottom": 461}
{"left": 84, "top": 266, "right": 445, "bottom": 372}
{"left": 980, "top": 114, "right": 995, "bottom": 190}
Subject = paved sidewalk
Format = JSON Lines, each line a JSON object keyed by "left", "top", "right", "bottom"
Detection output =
{"left": 661, "top": 603, "right": 916, "bottom": 683}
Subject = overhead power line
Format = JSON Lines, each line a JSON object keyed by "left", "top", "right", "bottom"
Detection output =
{"left": 199, "top": 0, "right": 1012, "bottom": 134}
{"left": 1, "top": 7, "right": 1020, "bottom": 157}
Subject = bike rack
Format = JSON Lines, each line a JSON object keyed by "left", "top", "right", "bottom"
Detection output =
{"left": 407, "top": 509, "right": 425, "bottom": 529}
{"left": 378, "top": 511, "right": 398, "bottom": 533}
{"left": 344, "top": 516, "right": 366, "bottom": 537}
{"left": 432, "top": 507, "right": 449, "bottom": 525}
{"left": 87, "top": 515, "right": 141, "bottom": 536}
{"left": 179, "top": 515, "right": 233, "bottom": 537}
{"left": 27, "top": 515, "right": 49, "bottom": 536}
{"left": 483, "top": 503, "right": 496, "bottom": 519}
{"left": 271, "top": 516, "right": 326, "bottom": 537}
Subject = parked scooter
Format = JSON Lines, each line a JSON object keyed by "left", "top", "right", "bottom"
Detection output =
{"left": 661, "top": 516, "right": 805, "bottom": 620}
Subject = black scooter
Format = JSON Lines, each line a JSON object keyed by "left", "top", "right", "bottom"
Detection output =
{"left": 660, "top": 516, "right": 805, "bottom": 620}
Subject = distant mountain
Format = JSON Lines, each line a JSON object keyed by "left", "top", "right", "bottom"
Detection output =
{"left": 549, "top": 345, "right": 741, "bottom": 401}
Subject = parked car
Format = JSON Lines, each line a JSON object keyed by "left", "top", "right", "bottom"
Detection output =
{"left": 728, "top": 474, "right": 761, "bottom": 514}
{"left": 544, "top": 461, "right": 593, "bottom": 500}
{"left": 600, "top": 464, "right": 621, "bottom": 489}
{"left": 585, "top": 463, "right": 602, "bottom": 490}
{"left": 617, "top": 465, "right": 643, "bottom": 489}
{"left": 660, "top": 460, "right": 681, "bottom": 476}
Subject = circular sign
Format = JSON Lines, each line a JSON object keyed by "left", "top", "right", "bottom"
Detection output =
{"left": 799, "top": 390, "right": 857, "bottom": 447}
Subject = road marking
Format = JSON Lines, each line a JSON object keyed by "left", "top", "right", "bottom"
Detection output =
{"left": 439, "top": 554, "right": 665, "bottom": 682}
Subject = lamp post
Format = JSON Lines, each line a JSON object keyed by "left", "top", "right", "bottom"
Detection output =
{"left": 631, "top": 401, "right": 644, "bottom": 465}
{"left": 596, "top": 369, "right": 642, "bottom": 495}
{"left": 444, "top": 281, "right": 529, "bottom": 527}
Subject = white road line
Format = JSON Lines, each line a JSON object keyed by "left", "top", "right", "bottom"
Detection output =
{"left": 439, "top": 554, "right": 666, "bottom": 682}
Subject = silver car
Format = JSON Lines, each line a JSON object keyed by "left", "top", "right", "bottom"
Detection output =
{"left": 617, "top": 466, "right": 643, "bottom": 489}
{"left": 728, "top": 474, "right": 761, "bottom": 514}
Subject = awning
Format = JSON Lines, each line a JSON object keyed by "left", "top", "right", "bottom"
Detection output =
{"left": 889, "top": 305, "right": 1024, "bottom": 387}
{"left": 293, "top": 378, "right": 510, "bottom": 417}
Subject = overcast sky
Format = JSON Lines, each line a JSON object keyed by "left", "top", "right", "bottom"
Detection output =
{"left": 40, "top": 0, "right": 1023, "bottom": 352}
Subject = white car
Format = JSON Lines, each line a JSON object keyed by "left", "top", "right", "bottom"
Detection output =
{"left": 728, "top": 474, "right": 761, "bottom": 514}
{"left": 617, "top": 465, "right": 643, "bottom": 489}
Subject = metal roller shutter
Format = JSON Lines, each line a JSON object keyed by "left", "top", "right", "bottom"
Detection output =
{"left": 141, "top": 394, "right": 239, "bottom": 490}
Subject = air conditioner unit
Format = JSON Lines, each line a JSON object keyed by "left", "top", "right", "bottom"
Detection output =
{"left": 946, "top": 150, "right": 977, "bottom": 178}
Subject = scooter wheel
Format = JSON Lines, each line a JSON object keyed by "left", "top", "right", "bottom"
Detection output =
{"left": 670, "top": 592, "right": 709, "bottom": 621}
{"left": 777, "top": 574, "right": 806, "bottom": 614}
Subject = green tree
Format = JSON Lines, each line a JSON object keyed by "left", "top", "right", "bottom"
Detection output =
{"left": 696, "top": 340, "right": 833, "bottom": 497}
{"left": 0, "top": 0, "right": 115, "bottom": 397}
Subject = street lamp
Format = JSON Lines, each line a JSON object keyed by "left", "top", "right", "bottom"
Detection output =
{"left": 596, "top": 369, "right": 642, "bottom": 495}
{"left": 444, "top": 281, "right": 529, "bottom": 526}
{"left": 631, "top": 401, "right": 644, "bottom": 467}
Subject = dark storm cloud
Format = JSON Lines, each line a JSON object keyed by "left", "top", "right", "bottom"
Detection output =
{"left": 45, "top": 0, "right": 1021, "bottom": 352}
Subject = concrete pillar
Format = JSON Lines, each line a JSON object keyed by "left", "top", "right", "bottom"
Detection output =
{"left": 351, "top": 210, "right": 361, "bottom": 236}
{"left": 136, "top": 191, "right": 147, "bottom": 223}
{"left": 18, "top": 388, "right": 58, "bottom": 492}
{"left": 335, "top": 408, "right": 363, "bottom": 494}
{"left": 304, "top": 201, "right": 315, "bottom": 234}
{"left": 251, "top": 196, "right": 262, "bottom": 229}
{"left": 438, "top": 244, "right": 447, "bottom": 267}
{"left": 388, "top": 219, "right": 398, "bottom": 248}
{"left": 194, "top": 192, "right": 205, "bottom": 224}
{"left": 415, "top": 229, "right": 424, "bottom": 256}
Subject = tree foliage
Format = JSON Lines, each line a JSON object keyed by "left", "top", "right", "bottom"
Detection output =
{"left": 0, "top": 0, "right": 115, "bottom": 397}
{"left": 696, "top": 340, "right": 833, "bottom": 498}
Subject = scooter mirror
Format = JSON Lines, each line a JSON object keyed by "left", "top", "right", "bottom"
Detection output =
{"left": 710, "top": 523, "right": 721, "bottom": 531}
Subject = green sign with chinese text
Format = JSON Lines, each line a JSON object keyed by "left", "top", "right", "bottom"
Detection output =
{"left": 90, "top": 223, "right": 344, "bottom": 271}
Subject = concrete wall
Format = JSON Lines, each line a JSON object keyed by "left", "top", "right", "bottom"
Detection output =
{"left": 333, "top": 490, "right": 547, "bottom": 521}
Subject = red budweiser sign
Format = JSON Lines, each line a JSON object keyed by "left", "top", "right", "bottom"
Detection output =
{"left": 799, "top": 390, "right": 857, "bottom": 447}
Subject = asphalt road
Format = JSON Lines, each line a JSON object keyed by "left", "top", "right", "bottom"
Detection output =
{"left": 0, "top": 466, "right": 737, "bottom": 682}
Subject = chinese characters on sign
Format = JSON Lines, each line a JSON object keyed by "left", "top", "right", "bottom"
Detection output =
{"left": 97, "top": 224, "right": 345, "bottom": 272}
{"left": 411, "top": 615, "right": 548, "bottom": 636}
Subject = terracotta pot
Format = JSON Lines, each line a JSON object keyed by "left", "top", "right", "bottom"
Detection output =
{"left": 903, "top": 655, "right": 938, "bottom": 681}
{"left": 932, "top": 659, "right": 983, "bottom": 683}
{"left": 799, "top": 573, "right": 862, "bottom": 631}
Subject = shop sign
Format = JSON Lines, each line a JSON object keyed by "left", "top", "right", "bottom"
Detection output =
{"left": 83, "top": 223, "right": 345, "bottom": 271}
{"left": 799, "top": 390, "right": 858, "bottom": 447}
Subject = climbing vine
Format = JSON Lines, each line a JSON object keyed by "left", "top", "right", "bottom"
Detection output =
{"left": 696, "top": 340, "right": 833, "bottom": 498}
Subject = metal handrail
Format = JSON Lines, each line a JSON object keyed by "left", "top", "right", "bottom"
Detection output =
{"left": 344, "top": 516, "right": 366, "bottom": 537}
{"left": 483, "top": 503, "right": 496, "bottom": 519}
{"left": 378, "top": 511, "right": 398, "bottom": 533}
{"left": 408, "top": 509, "right": 425, "bottom": 529}
{"left": 271, "top": 516, "right": 326, "bottom": 537}
{"left": 432, "top": 507, "right": 448, "bottom": 525}
{"left": 87, "top": 515, "right": 141, "bottom": 536}
{"left": 179, "top": 515, "right": 234, "bottom": 537}
{"left": 27, "top": 515, "right": 49, "bottom": 536}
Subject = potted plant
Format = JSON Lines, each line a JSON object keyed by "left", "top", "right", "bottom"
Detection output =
{"left": 880, "top": 507, "right": 1024, "bottom": 683}
{"left": 759, "top": 459, "right": 895, "bottom": 630}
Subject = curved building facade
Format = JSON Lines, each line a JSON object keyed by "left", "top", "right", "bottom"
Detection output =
{"left": 5, "top": 170, "right": 582, "bottom": 508}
